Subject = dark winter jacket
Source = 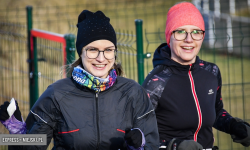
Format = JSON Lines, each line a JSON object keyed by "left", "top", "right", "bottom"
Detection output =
{"left": 17, "top": 76, "right": 159, "bottom": 150}
{"left": 142, "top": 43, "right": 233, "bottom": 149}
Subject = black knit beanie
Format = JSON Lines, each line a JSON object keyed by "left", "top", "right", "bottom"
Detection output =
{"left": 76, "top": 10, "right": 117, "bottom": 56}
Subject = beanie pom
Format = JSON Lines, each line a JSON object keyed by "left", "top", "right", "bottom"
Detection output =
{"left": 77, "top": 10, "right": 92, "bottom": 27}
{"left": 76, "top": 10, "right": 109, "bottom": 28}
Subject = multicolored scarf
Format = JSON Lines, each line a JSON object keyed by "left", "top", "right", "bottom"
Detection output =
{"left": 72, "top": 66, "right": 117, "bottom": 93}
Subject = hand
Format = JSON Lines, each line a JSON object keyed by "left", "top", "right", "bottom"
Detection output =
{"left": 230, "top": 117, "right": 250, "bottom": 147}
{"left": 13, "top": 100, "right": 22, "bottom": 121}
{"left": 160, "top": 138, "right": 203, "bottom": 150}
{"left": 0, "top": 101, "right": 10, "bottom": 121}
{"left": 124, "top": 128, "right": 142, "bottom": 148}
{"left": 177, "top": 140, "right": 203, "bottom": 150}
{"left": 0, "top": 101, "right": 22, "bottom": 122}
{"left": 230, "top": 118, "right": 248, "bottom": 139}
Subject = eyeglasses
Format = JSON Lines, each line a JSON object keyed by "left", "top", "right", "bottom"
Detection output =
{"left": 84, "top": 47, "right": 117, "bottom": 60}
{"left": 172, "top": 30, "right": 205, "bottom": 41}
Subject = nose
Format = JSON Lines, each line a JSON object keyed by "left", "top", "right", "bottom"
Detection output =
{"left": 96, "top": 51, "right": 105, "bottom": 62}
{"left": 185, "top": 33, "right": 193, "bottom": 43}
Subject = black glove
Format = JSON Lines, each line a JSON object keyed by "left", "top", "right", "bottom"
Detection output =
{"left": 0, "top": 101, "right": 22, "bottom": 122}
{"left": 159, "top": 138, "right": 203, "bottom": 150}
{"left": 230, "top": 117, "right": 250, "bottom": 147}
{"left": 124, "top": 128, "right": 142, "bottom": 148}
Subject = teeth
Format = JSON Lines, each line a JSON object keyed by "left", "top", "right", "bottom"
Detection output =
{"left": 94, "top": 64, "right": 105, "bottom": 67}
{"left": 182, "top": 47, "right": 193, "bottom": 50}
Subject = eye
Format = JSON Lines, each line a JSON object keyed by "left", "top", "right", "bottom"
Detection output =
{"left": 192, "top": 30, "right": 202, "bottom": 34}
{"left": 176, "top": 30, "right": 186, "bottom": 34}
{"left": 88, "top": 48, "right": 98, "bottom": 52}
{"left": 105, "top": 49, "right": 114, "bottom": 52}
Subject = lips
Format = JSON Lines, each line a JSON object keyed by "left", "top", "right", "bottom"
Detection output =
{"left": 181, "top": 46, "right": 194, "bottom": 50}
{"left": 94, "top": 64, "right": 106, "bottom": 68}
{"left": 92, "top": 64, "right": 107, "bottom": 70}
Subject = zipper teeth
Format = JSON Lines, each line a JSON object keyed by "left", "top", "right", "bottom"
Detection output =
{"left": 188, "top": 69, "right": 202, "bottom": 142}
{"left": 96, "top": 92, "right": 100, "bottom": 150}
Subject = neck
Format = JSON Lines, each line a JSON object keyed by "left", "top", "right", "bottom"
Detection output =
{"left": 171, "top": 57, "right": 196, "bottom": 65}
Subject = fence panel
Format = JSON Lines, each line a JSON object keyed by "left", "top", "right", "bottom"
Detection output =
{"left": 32, "top": 32, "right": 67, "bottom": 150}
{"left": 116, "top": 30, "right": 138, "bottom": 81}
{"left": 0, "top": 22, "right": 29, "bottom": 150}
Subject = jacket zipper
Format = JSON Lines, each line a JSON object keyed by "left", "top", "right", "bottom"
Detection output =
{"left": 188, "top": 65, "right": 202, "bottom": 142}
{"left": 96, "top": 92, "right": 100, "bottom": 150}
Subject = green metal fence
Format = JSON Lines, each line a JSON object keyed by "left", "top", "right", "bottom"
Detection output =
{"left": 26, "top": 6, "right": 76, "bottom": 108}
{"left": 0, "top": 0, "right": 250, "bottom": 150}
{"left": 0, "top": 20, "right": 29, "bottom": 140}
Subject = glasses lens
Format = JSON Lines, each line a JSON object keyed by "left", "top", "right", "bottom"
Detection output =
{"left": 173, "top": 30, "right": 204, "bottom": 41}
{"left": 86, "top": 48, "right": 116, "bottom": 59}
{"left": 174, "top": 30, "right": 187, "bottom": 40}
{"left": 104, "top": 49, "right": 116, "bottom": 59}
{"left": 191, "top": 30, "right": 204, "bottom": 40}
{"left": 86, "top": 48, "right": 99, "bottom": 59}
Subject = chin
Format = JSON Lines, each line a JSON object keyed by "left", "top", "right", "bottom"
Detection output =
{"left": 93, "top": 73, "right": 108, "bottom": 78}
{"left": 93, "top": 74, "right": 104, "bottom": 78}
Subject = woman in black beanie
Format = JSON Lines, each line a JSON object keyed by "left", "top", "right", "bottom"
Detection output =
{"left": 0, "top": 10, "right": 159, "bottom": 150}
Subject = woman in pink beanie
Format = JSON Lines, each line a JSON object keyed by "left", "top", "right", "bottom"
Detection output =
{"left": 143, "top": 2, "right": 250, "bottom": 150}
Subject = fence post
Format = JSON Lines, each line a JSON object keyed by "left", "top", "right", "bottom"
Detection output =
{"left": 64, "top": 34, "right": 76, "bottom": 77}
{"left": 33, "top": 36, "right": 39, "bottom": 106}
{"left": 135, "top": 19, "right": 144, "bottom": 85}
{"left": 27, "top": 6, "right": 38, "bottom": 109}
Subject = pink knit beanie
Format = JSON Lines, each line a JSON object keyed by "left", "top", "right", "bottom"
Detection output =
{"left": 165, "top": 2, "right": 205, "bottom": 44}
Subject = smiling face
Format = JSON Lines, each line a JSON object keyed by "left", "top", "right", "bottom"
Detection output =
{"left": 169, "top": 25, "right": 204, "bottom": 65}
{"left": 81, "top": 40, "right": 115, "bottom": 79}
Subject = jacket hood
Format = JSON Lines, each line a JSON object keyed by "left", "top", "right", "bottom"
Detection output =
{"left": 153, "top": 43, "right": 200, "bottom": 67}
{"left": 152, "top": 43, "right": 201, "bottom": 75}
{"left": 152, "top": 43, "right": 172, "bottom": 68}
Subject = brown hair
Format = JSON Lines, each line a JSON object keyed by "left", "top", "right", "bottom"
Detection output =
{"left": 67, "top": 57, "right": 124, "bottom": 77}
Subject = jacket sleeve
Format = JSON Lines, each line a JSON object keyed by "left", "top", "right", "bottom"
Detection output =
{"left": 142, "top": 65, "right": 166, "bottom": 110}
{"left": 9, "top": 85, "right": 59, "bottom": 150}
{"left": 131, "top": 86, "right": 160, "bottom": 150}
{"left": 213, "top": 67, "right": 233, "bottom": 133}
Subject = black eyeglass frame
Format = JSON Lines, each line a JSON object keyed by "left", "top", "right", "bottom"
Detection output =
{"left": 84, "top": 48, "right": 117, "bottom": 60}
{"left": 172, "top": 30, "right": 205, "bottom": 41}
